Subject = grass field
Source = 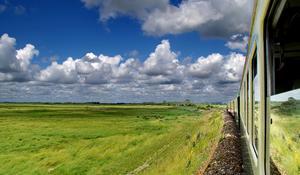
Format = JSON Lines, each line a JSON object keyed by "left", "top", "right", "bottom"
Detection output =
{"left": 270, "top": 99, "right": 300, "bottom": 175}
{"left": 0, "top": 103, "right": 223, "bottom": 175}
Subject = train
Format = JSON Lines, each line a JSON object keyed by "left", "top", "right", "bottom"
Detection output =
{"left": 228, "top": 0, "right": 300, "bottom": 174}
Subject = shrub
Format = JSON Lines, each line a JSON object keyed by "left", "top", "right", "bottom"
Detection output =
{"left": 279, "top": 97, "right": 298, "bottom": 114}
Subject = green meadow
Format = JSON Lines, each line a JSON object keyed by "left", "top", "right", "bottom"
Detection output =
{"left": 0, "top": 103, "right": 223, "bottom": 175}
{"left": 270, "top": 99, "right": 300, "bottom": 175}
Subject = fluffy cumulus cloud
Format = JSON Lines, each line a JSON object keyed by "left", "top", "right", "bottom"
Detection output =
{"left": 36, "top": 57, "right": 77, "bottom": 84}
{"left": 16, "top": 44, "right": 39, "bottom": 71}
{"left": 0, "top": 33, "right": 246, "bottom": 103}
{"left": 0, "top": 33, "right": 39, "bottom": 81}
{"left": 220, "top": 52, "right": 245, "bottom": 83}
{"left": 143, "top": 40, "right": 182, "bottom": 75}
{"left": 225, "top": 34, "right": 249, "bottom": 52}
{"left": 81, "top": 0, "right": 252, "bottom": 37}
{"left": 188, "top": 53, "right": 223, "bottom": 78}
{"left": 36, "top": 50, "right": 139, "bottom": 85}
{"left": 140, "top": 40, "right": 185, "bottom": 85}
{"left": 186, "top": 52, "right": 245, "bottom": 87}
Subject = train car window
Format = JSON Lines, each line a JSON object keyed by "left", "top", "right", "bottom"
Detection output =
{"left": 243, "top": 85, "right": 245, "bottom": 122}
{"left": 244, "top": 82, "right": 247, "bottom": 131}
{"left": 247, "top": 73, "right": 250, "bottom": 134}
{"left": 252, "top": 51, "right": 259, "bottom": 154}
{"left": 267, "top": 0, "right": 300, "bottom": 174}
{"left": 241, "top": 88, "right": 243, "bottom": 119}
{"left": 249, "top": 72, "right": 252, "bottom": 135}
{"left": 241, "top": 87, "right": 243, "bottom": 118}
{"left": 237, "top": 96, "right": 240, "bottom": 128}
{"left": 233, "top": 100, "right": 235, "bottom": 113}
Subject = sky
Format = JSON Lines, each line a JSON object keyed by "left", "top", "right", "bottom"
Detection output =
{"left": 0, "top": 0, "right": 253, "bottom": 103}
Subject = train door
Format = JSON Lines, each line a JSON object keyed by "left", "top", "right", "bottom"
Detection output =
{"left": 266, "top": 0, "right": 300, "bottom": 174}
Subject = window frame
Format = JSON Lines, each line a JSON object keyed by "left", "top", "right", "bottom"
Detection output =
{"left": 251, "top": 50, "right": 259, "bottom": 156}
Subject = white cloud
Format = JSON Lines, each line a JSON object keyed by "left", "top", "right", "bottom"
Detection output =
{"left": 82, "top": 0, "right": 253, "bottom": 37}
{"left": 84, "top": 68, "right": 111, "bottom": 84}
{"left": 188, "top": 53, "right": 223, "bottom": 78}
{"left": 142, "top": 1, "right": 222, "bottom": 36}
{"left": 1, "top": 35, "right": 243, "bottom": 87}
{"left": 98, "top": 54, "right": 122, "bottom": 65}
{"left": 0, "top": 34, "right": 247, "bottom": 103}
{"left": 187, "top": 52, "right": 245, "bottom": 84}
{"left": 197, "top": 0, "right": 252, "bottom": 37}
{"left": 0, "top": 72, "right": 13, "bottom": 81}
{"left": 143, "top": 40, "right": 181, "bottom": 76}
{"left": 219, "top": 52, "right": 245, "bottom": 83}
{"left": 225, "top": 34, "right": 249, "bottom": 52}
{"left": 0, "top": 33, "right": 17, "bottom": 72}
{"left": 0, "top": 33, "right": 39, "bottom": 81}
{"left": 141, "top": 40, "right": 184, "bottom": 85}
{"left": 79, "top": 53, "right": 134, "bottom": 84}
{"left": 113, "top": 58, "right": 140, "bottom": 83}
{"left": 75, "top": 61, "right": 94, "bottom": 74}
{"left": 16, "top": 44, "right": 39, "bottom": 72}
{"left": 82, "top": 0, "right": 169, "bottom": 21}
{"left": 36, "top": 51, "right": 137, "bottom": 85}
{"left": 36, "top": 57, "right": 78, "bottom": 84}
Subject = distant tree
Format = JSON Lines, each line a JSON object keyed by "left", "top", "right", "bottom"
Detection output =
{"left": 183, "top": 99, "right": 195, "bottom": 106}
{"left": 279, "top": 97, "right": 298, "bottom": 114}
{"left": 184, "top": 99, "right": 191, "bottom": 103}
{"left": 288, "top": 97, "right": 297, "bottom": 103}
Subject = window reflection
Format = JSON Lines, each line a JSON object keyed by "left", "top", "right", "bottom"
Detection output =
{"left": 253, "top": 70, "right": 259, "bottom": 153}
{"left": 252, "top": 52, "right": 259, "bottom": 153}
{"left": 270, "top": 89, "right": 300, "bottom": 175}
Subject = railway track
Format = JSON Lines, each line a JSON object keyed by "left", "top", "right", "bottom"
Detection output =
{"left": 201, "top": 111, "right": 243, "bottom": 175}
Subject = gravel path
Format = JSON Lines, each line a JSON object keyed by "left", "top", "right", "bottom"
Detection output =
{"left": 200, "top": 112, "right": 244, "bottom": 175}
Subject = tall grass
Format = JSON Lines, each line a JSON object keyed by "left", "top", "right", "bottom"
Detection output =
{"left": 0, "top": 104, "right": 222, "bottom": 175}
{"left": 270, "top": 100, "right": 300, "bottom": 175}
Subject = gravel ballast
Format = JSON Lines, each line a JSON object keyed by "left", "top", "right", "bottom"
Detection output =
{"left": 200, "top": 112, "right": 244, "bottom": 175}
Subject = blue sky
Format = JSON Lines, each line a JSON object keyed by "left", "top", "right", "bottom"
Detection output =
{"left": 0, "top": 0, "right": 229, "bottom": 67}
{"left": 0, "top": 0, "right": 253, "bottom": 103}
